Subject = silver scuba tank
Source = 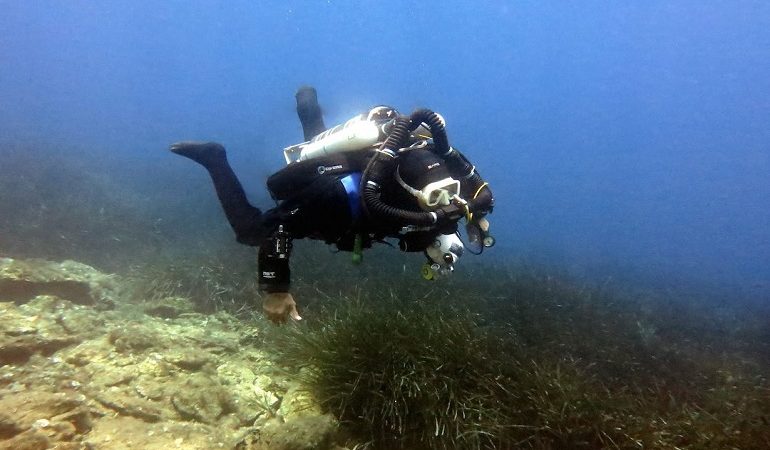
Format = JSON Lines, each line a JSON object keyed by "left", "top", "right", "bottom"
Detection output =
{"left": 283, "top": 106, "right": 398, "bottom": 164}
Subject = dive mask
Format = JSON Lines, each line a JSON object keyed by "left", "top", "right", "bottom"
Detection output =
{"left": 395, "top": 168, "right": 461, "bottom": 210}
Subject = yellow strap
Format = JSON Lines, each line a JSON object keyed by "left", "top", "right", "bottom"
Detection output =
{"left": 472, "top": 182, "right": 489, "bottom": 200}
{"left": 467, "top": 182, "right": 489, "bottom": 222}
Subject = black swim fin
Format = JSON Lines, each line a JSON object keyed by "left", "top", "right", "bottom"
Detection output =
{"left": 169, "top": 141, "right": 226, "bottom": 168}
{"left": 295, "top": 86, "right": 326, "bottom": 141}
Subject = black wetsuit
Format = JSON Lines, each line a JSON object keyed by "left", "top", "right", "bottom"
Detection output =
{"left": 255, "top": 147, "right": 455, "bottom": 293}
{"left": 172, "top": 87, "right": 490, "bottom": 293}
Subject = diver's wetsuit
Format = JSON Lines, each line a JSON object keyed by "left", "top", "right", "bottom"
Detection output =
{"left": 171, "top": 87, "right": 337, "bottom": 292}
{"left": 171, "top": 87, "right": 492, "bottom": 293}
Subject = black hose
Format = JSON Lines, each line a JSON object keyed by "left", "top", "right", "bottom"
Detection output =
{"left": 361, "top": 108, "right": 490, "bottom": 227}
{"left": 444, "top": 147, "right": 474, "bottom": 177}
{"left": 362, "top": 116, "right": 436, "bottom": 225}
{"left": 410, "top": 108, "right": 450, "bottom": 155}
{"left": 381, "top": 115, "right": 413, "bottom": 152}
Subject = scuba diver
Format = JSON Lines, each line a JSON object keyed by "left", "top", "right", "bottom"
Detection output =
{"left": 170, "top": 86, "right": 495, "bottom": 324}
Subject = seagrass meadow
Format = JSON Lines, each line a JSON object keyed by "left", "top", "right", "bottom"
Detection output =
{"left": 262, "top": 253, "right": 770, "bottom": 450}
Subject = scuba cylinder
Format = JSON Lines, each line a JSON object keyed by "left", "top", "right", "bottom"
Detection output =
{"left": 296, "top": 117, "right": 378, "bottom": 162}
{"left": 283, "top": 106, "right": 397, "bottom": 164}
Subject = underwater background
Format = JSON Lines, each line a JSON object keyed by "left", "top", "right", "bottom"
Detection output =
{"left": 1, "top": 1, "right": 769, "bottom": 449}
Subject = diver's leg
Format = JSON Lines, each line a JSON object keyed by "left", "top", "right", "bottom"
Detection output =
{"left": 295, "top": 86, "right": 326, "bottom": 141}
{"left": 170, "top": 141, "right": 263, "bottom": 245}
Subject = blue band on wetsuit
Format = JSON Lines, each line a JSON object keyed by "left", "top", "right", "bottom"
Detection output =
{"left": 340, "top": 172, "right": 362, "bottom": 221}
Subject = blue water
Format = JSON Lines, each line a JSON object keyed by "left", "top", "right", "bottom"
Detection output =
{"left": 2, "top": 1, "right": 769, "bottom": 299}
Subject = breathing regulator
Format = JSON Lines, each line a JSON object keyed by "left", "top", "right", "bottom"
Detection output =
{"left": 281, "top": 105, "right": 495, "bottom": 279}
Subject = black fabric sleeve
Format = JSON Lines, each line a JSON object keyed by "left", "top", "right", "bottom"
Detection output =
{"left": 258, "top": 225, "right": 293, "bottom": 293}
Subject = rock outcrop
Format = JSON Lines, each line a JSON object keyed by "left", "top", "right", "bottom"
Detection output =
{"left": 0, "top": 257, "right": 121, "bottom": 307}
{"left": 0, "top": 257, "right": 347, "bottom": 450}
